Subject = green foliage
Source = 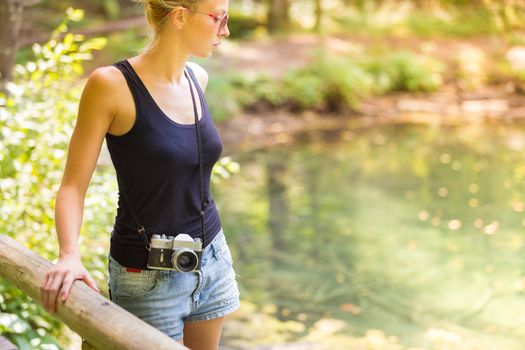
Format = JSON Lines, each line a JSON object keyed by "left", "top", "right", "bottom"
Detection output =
{"left": 204, "top": 72, "right": 246, "bottom": 122}
{"left": 515, "top": 69, "right": 525, "bottom": 82}
{"left": 283, "top": 52, "right": 374, "bottom": 111}
{"left": 0, "top": 8, "right": 108, "bottom": 349}
{"left": 363, "top": 51, "right": 445, "bottom": 92}
{"left": 330, "top": 1, "right": 496, "bottom": 39}
{"left": 0, "top": 284, "right": 62, "bottom": 350}
{"left": 1, "top": 8, "right": 242, "bottom": 348}
{"left": 212, "top": 157, "right": 241, "bottom": 183}
{"left": 83, "top": 28, "right": 148, "bottom": 73}
{"left": 484, "top": 0, "right": 525, "bottom": 35}
{"left": 281, "top": 72, "right": 325, "bottom": 110}
{"left": 204, "top": 70, "right": 287, "bottom": 120}
{"left": 248, "top": 74, "right": 288, "bottom": 107}
{"left": 405, "top": 7, "right": 493, "bottom": 38}
{"left": 228, "top": 73, "right": 266, "bottom": 107}
{"left": 101, "top": 0, "right": 121, "bottom": 20}
{"left": 207, "top": 49, "right": 444, "bottom": 115}
{"left": 227, "top": 11, "right": 265, "bottom": 39}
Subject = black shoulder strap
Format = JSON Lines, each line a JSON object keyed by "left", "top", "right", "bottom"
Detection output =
{"left": 185, "top": 66, "right": 208, "bottom": 246}
{"left": 116, "top": 174, "right": 150, "bottom": 250}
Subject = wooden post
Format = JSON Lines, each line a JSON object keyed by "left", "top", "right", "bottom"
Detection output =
{"left": 82, "top": 339, "right": 97, "bottom": 350}
{"left": 0, "top": 336, "right": 17, "bottom": 350}
{"left": 0, "top": 235, "right": 188, "bottom": 350}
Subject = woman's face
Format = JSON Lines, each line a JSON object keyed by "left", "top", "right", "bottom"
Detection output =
{"left": 181, "top": 0, "right": 231, "bottom": 58}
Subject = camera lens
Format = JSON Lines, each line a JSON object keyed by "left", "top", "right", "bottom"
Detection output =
{"left": 172, "top": 249, "right": 198, "bottom": 272}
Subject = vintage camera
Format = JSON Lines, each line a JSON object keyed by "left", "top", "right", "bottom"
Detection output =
{"left": 147, "top": 233, "right": 203, "bottom": 272}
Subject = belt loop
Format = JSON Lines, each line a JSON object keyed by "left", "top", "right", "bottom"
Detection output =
{"left": 211, "top": 238, "right": 219, "bottom": 258}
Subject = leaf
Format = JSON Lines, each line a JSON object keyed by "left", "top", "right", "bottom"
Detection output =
{"left": 11, "top": 334, "right": 33, "bottom": 350}
{"left": 79, "top": 37, "right": 107, "bottom": 52}
{"left": 0, "top": 313, "right": 31, "bottom": 333}
{"left": 63, "top": 33, "right": 75, "bottom": 46}
{"left": 66, "top": 8, "right": 84, "bottom": 22}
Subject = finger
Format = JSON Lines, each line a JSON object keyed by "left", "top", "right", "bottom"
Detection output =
{"left": 45, "top": 273, "right": 64, "bottom": 313}
{"left": 59, "top": 275, "right": 74, "bottom": 302}
{"left": 41, "top": 273, "right": 56, "bottom": 313}
{"left": 40, "top": 272, "right": 51, "bottom": 304}
{"left": 82, "top": 273, "right": 100, "bottom": 293}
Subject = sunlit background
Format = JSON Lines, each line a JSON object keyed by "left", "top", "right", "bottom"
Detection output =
{"left": 2, "top": 0, "right": 525, "bottom": 349}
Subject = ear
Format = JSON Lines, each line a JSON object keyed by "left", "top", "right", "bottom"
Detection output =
{"left": 170, "top": 6, "right": 187, "bottom": 30}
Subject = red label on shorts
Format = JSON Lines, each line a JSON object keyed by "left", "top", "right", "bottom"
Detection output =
{"left": 125, "top": 267, "right": 142, "bottom": 273}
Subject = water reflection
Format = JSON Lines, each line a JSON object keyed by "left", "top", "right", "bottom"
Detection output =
{"left": 214, "top": 121, "right": 525, "bottom": 349}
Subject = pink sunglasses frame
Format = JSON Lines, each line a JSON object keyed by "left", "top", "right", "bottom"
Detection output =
{"left": 164, "top": 7, "right": 229, "bottom": 33}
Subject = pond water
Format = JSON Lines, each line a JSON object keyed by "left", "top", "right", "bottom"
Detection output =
{"left": 213, "top": 121, "right": 525, "bottom": 349}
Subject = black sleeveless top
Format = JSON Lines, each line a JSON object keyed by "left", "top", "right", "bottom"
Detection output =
{"left": 106, "top": 60, "right": 223, "bottom": 269}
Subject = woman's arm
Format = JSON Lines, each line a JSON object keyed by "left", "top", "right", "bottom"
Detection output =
{"left": 40, "top": 66, "right": 122, "bottom": 314}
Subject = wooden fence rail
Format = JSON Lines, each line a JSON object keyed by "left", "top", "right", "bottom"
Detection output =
{"left": 0, "top": 235, "right": 188, "bottom": 350}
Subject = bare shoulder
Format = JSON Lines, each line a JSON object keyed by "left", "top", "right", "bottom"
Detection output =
{"left": 81, "top": 65, "right": 130, "bottom": 116}
{"left": 85, "top": 65, "right": 126, "bottom": 95}
{"left": 186, "top": 61, "right": 209, "bottom": 92}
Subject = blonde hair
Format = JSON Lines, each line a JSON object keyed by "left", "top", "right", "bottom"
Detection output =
{"left": 133, "top": 0, "right": 201, "bottom": 53}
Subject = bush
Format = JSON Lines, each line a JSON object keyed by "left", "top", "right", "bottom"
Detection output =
{"left": 208, "top": 49, "right": 445, "bottom": 114}
{"left": 279, "top": 51, "right": 374, "bottom": 112}
{"left": 363, "top": 51, "right": 445, "bottom": 92}
{"left": 280, "top": 49, "right": 442, "bottom": 111}
{"left": 281, "top": 71, "right": 325, "bottom": 110}
{"left": 227, "top": 12, "right": 264, "bottom": 39}
{"left": 249, "top": 74, "right": 287, "bottom": 107}
{"left": 0, "top": 8, "right": 109, "bottom": 350}
{"left": 205, "top": 72, "right": 244, "bottom": 122}
{"left": 406, "top": 7, "right": 493, "bottom": 38}
{"left": 0, "top": 8, "right": 241, "bottom": 350}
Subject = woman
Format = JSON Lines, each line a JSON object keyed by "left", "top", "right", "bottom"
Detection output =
{"left": 40, "top": 0, "right": 239, "bottom": 348}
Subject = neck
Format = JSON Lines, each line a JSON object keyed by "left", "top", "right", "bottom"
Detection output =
{"left": 135, "top": 35, "right": 190, "bottom": 86}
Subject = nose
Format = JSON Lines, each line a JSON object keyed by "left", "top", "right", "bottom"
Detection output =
{"left": 219, "top": 23, "right": 230, "bottom": 38}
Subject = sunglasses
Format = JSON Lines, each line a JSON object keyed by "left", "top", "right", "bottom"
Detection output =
{"left": 165, "top": 7, "right": 229, "bottom": 33}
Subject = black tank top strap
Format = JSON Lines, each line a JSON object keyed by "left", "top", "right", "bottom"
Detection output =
{"left": 113, "top": 60, "right": 144, "bottom": 93}
{"left": 112, "top": 60, "right": 152, "bottom": 128}
{"left": 184, "top": 64, "right": 207, "bottom": 105}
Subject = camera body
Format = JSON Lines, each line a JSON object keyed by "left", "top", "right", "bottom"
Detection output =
{"left": 147, "top": 233, "right": 203, "bottom": 272}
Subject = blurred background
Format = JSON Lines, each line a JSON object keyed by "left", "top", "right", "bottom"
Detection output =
{"left": 2, "top": 0, "right": 525, "bottom": 349}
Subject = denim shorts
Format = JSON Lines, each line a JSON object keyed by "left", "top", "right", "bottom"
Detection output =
{"left": 107, "top": 228, "right": 240, "bottom": 340}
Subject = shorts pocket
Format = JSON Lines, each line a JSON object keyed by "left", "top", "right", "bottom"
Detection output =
{"left": 117, "top": 270, "right": 160, "bottom": 299}
{"left": 109, "top": 256, "right": 161, "bottom": 299}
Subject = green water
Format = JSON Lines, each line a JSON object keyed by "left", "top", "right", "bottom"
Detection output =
{"left": 214, "top": 122, "right": 525, "bottom": 349}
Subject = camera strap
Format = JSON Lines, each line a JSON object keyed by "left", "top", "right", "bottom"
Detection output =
{"left": 116, "top": 65, "right": 207, "bottom": 251}
{"left": 185, "top": 68, "right": 208, "bottom": 247}
{"left": 118, "top": 181, "right": 150, "bottom": 250}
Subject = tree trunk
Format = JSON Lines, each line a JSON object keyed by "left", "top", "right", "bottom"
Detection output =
{"left": 314, "top": 0, "right": 322, "bottom": 32}
{"left": 267, "top": 153, "right": 289, "bottom": 254}
{"left": 267, "top": 0, "right": 290, "bottom": 33}
{"left": 266, "top": 153, "right": 289, "bottom": 320}
{"left": 0, "top": 0, "right": 24, "bottom": 93}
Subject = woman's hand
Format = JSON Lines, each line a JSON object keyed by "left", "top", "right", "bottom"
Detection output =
{"left": 40, "top": 254, "right": 100, "bottom": 314}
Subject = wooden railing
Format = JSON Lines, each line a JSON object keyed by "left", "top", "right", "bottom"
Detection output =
{"left": 0, "top": 336, "right": 17, "bottom": 350}
{"left": 0, "top": 235, "right": 188, "bottom": 350}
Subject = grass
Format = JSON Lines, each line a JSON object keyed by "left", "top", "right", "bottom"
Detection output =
{"left": 328, "top": 4, "right": 496, "bottom": 39}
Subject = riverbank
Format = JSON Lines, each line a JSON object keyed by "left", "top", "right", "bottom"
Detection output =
{"left": 211, "top": 33, "right": 525, "bottom": 153}
{"left": 218, "top": 87, "right": 525, "bottom": 154}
